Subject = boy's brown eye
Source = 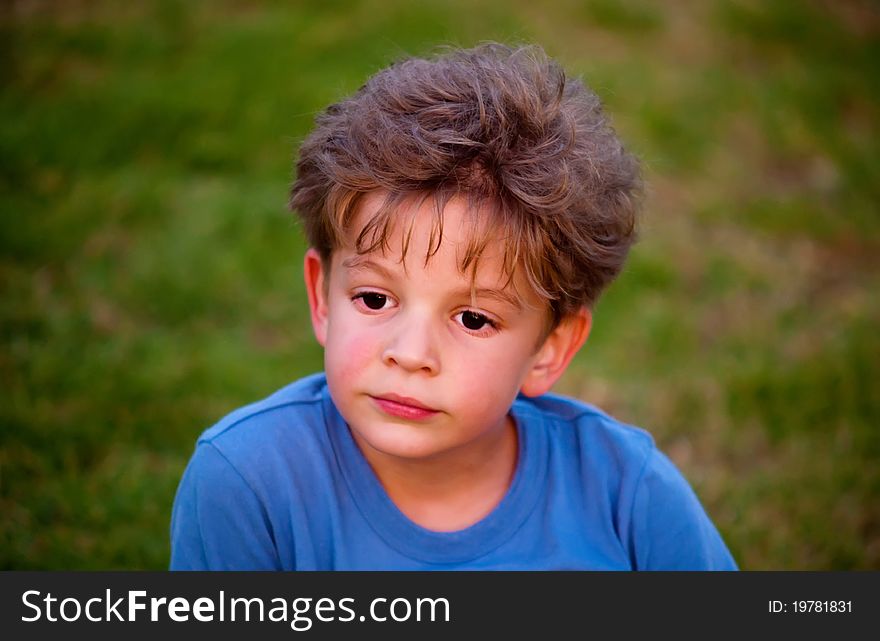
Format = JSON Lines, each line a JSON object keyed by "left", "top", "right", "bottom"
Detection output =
{"left": 461, "top": 311, "right": 489, "bottom": 330}
{"left": 359, "top": 293, "right": 387, "bottom": 310}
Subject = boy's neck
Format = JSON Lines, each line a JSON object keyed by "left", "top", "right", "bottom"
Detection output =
{"left": 350, "top": 414, "right": 519, "bottom": 532}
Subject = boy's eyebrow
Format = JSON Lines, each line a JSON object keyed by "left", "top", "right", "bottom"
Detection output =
{"left": 448, "top": 286, "right": 523, "bottom": 311}
{"left": 343, "top": 256, "right": 523, "bottom": 311}
{"left": 342, "top": 256, "right": 397, "bottom": 281}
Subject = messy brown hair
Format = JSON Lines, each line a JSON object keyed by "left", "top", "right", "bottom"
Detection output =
{"left": 289, "top": 43, "right": 640, "bottom": 328}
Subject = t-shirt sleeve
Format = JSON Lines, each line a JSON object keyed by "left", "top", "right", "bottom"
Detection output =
{"left": 169, "top": 442, "right": 282, "bottom": 570}
{"left": 628, "top": 448, "right": 737, "bottom": 570}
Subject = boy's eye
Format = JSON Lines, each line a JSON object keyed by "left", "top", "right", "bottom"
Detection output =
{"left": 458, "top": 310, "right": 493, "bottom": 331}
{"left": 354, "top": 292, "right": 389, "bottom": 310}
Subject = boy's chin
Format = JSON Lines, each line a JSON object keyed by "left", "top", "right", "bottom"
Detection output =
{"left": 348, "top": 421, "right": 449, "bottom": 461}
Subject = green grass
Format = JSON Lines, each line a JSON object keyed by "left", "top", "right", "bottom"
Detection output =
{"left": 2, "top": 0, "right": 878, "bottom": 569}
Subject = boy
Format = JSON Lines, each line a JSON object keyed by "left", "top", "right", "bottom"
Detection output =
{"left": 170, "top": 43, "right": 736, "bottom": 570}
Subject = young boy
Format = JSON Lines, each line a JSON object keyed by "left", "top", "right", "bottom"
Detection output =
{"left": 170, "top": 43, "right": 737, "bottom": 570}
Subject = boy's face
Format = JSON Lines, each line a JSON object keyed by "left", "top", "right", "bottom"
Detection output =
{"left": 304, "top": 191, "right": 590, "bottom": 463}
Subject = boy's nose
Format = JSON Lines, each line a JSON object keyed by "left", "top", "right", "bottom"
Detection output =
{"left": 381, "top": 317, "right": 440, "bottom": 375}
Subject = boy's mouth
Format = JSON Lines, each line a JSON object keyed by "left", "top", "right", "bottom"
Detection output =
{"left": 369, "top": 394, "right": 439, "bottom": 420}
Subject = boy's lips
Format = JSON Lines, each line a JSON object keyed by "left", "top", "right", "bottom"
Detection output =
{"left": 369, "top": 394, "right": 439, "bottom": 420}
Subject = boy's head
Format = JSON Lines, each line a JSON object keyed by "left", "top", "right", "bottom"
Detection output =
{"left": 289, "top": 43, "right": 639, "bottom": 463}
{"left": 290, "top": 43, "right": 640, "bottom": 330}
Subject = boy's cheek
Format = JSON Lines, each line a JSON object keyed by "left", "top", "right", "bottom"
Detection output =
{"left": 448, "top": 356, "right": 521, "bottom": 404}
{"left": 325, "top": 330, "right": 376, "bottom": 382}
{"left": 457, "top": 344, "right": 528, "bottom": 381}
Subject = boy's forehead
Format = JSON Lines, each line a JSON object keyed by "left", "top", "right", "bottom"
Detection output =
{"left": 338, "top": 240, "right": 511, "bottom": 291}
{"left": 341, "top": 190, "right": 508, "bottom": 270}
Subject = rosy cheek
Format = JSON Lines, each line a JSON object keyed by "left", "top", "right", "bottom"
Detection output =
{"left": 327, "top": 324, "right": 380, "bottom": 384}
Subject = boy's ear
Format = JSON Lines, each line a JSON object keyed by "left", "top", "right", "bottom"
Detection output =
{"left": 303, "top": 248, "right": 329, "bottom": 347}
{"left": 520, "top": 307, "right": 592, "bottom": 398}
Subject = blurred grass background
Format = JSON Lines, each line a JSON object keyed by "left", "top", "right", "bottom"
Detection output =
{"left": 1, "top": 0, "right": 878, "bottom": 569}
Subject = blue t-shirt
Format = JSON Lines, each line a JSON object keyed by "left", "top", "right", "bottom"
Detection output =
{"left": 170, "top": 373, "right": 737, "bottom": 570}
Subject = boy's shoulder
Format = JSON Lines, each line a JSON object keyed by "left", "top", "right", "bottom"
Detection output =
{"left": 196, "top": 372, "right": 329, "bottom": 453}
{"left": 514, "top": 391, "right": 657, "bottom": 474}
